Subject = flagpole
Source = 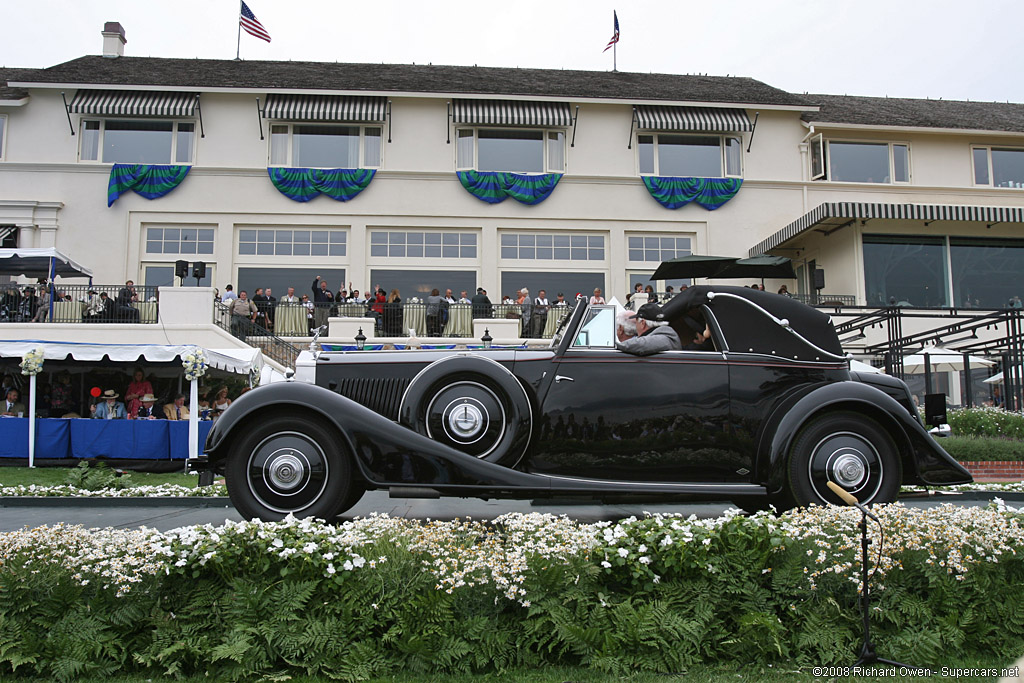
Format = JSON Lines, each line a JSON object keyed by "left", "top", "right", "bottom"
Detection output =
{"left": 613, "top": 41, "right": 617, "bottom": 72}
{"left": 236, "top": 0, "right": 242, "bottom": 60}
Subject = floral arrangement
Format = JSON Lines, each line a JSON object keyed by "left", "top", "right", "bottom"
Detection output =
{"left": 408, "top": 296, "right": 422, "bottom": 304}
{"left": 19, "top": 347, "right": 44, "bottom": 377}
{"left": 181, "top": 347, "right": 207, "bottom": 381}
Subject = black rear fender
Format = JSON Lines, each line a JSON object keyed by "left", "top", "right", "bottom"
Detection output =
{"left": 758, "top": 381, "right": 970, "bottom": 495}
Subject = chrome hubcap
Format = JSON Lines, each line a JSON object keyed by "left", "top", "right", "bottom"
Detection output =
{"left": 831, "top": 451, "right": 868, "bottom": 487}
{"left": 447, "top": 400, "right": 485, "bottom": 440}
{"left": 266, "top": 451, "right": 306, "bottom": 491}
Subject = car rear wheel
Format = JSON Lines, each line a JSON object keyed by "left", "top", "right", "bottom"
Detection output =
{"left": 225, "top": 414, "right": 359, "bottom": 521}
{"left": 787, "top": 411, "right": 901, "bottom": 508}
{"left": 399, "top": 356, "right": 532, "bottom": 467}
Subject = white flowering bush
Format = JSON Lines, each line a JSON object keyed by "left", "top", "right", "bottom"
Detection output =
{"left": 19, "top": 347, "right": 43, "bottom": 376}
{"left": 181, "top": 347, "right": 207, "bottom": 381}
{"left": 0, "top": 482, "right": 227, "bottom": 498}
{"left": 1, "top": 505, "right": 1023, "bottom": 681}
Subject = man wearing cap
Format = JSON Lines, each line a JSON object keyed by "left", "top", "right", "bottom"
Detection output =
{"left": 615, "top": 303, "right": 682, "bottom": 356}
{"left": 92, "top": 390, "right": 127, "bottom": 419}
{"left": 136, "top": 394, "right": 162, "bottom": 419}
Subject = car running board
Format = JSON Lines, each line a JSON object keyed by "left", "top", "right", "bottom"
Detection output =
{"left": 389, "top": 486, "right": 442, "bottom": 499}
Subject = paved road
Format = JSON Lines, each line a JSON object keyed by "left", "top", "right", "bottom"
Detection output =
{"left": 0, "top": 491, "right": 998, "bottom": 532}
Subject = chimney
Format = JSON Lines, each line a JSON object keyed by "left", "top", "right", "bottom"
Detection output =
{"left": 101, "top": 22, "right": 126, "bottom": 58}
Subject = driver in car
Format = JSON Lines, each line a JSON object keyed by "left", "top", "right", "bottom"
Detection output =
{"left": 615, "top": 303, "right": 682, "bottom": 356}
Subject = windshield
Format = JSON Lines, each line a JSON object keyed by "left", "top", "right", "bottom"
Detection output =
{"left": 572, "top": 306, "right": 615, "bottom": 348}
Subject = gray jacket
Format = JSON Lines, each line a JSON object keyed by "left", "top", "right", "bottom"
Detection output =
{"left": 616, "top": 325, "right": 682, "bottom": 356}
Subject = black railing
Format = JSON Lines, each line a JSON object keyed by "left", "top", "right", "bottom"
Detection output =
{"left": 792, "top": 293, "right": 857, "bottom": 307}
{"left": 0, "top": 283, "right": 160, "bottom": 323}
{"left": 214, "top": 301, "right": 303, "bottom": 368}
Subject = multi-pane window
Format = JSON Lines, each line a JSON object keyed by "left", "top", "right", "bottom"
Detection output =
{"left": 145, "top": 227, "right": 214, "bottom": 255}
{"left": 238, "top": 229, "right": 346, "bottom": 256}
{"left": 627, "top": 235, "right": 692, "bottom": 262}
{"left": 810, "top": 136, "right": 910, "bottom": 183}
{"left": 269, "top": 124, "right": 381, "bottom": 168}
{"left": 500, "top": 233, "right": 604, "bottom": 261}
{"left": 80, "top": 119, "right": 194, "bottom": 164}
{"left": 972, "top": 146, "right": 1024, "bottom": 188}
{"left": 637, "top": 134, "right": 742, "bottom": 177}
{"left": 456, "top": 128, "right": 565, "bottom": 173}
{"left": 369, "top": 231, "right": 477, "bottom": 259}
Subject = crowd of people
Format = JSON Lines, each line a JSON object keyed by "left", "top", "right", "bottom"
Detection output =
{"left": 0, "top": 279, "right": 146, "bottom": 323}
{"left": 0, "top": 368, "right": 245, "bottom": 421}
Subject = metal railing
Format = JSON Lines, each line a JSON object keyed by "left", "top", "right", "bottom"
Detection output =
{"left": 0, "top": 283, "right": 160, "bottom": 323}
{"left": 792, "top": 293, "right": 857, "bottom": 307}
{"left": 214, "top": 301, "right": 303, "bottom": 368}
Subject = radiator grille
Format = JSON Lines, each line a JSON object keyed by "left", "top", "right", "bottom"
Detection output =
{"left": 335, "top": 377, "right": 411, "bottom": 420}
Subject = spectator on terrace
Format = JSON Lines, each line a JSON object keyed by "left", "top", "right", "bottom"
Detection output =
{"left": 115, "top": 280, "right": 141, "bottom": 322}
{"left": 384, "top": 289, "right": 403, "bottom": 336}
{"left": 589, "top": 288, "right": 606, "bottom": 305}
{"left": 263, "top": 288, "right": 276, "bottom": 330}
{"left": 426, "top": 288, "right": 444, "bottom": 337}
{"left": 471, "top": 288, "right": 492, "bottom": 319}
{"left": 458, "top": 290, "right": 471, "bottom": 304}
{"left": 280, "top": 287, "right": 299, "bottom": 304}
{"left": 221, "top": 284, "right": 237, "bottom": 302}
{"left": 18, "top": 287, "right": 38, "bottom": 322}
{"left": 311, "top": 276, "right": 334, "bottom": 329}
{"left": 252, "top": 287, "right": 270, "bottom": 329}
{"left": 229, "top": 290, "right": 258, "bottom": 341}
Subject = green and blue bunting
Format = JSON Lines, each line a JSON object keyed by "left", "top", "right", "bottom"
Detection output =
{"left": 267, "top": 168, "right": 376, "bottom": 202}
{"left": 642, "top": 176, "right": 743, "bottom": 210}
{"left": 457, "top": 171, "right": 562, "bottom": 205}
{"left": 107, "top": 164, "right": 191, "bottom": 207}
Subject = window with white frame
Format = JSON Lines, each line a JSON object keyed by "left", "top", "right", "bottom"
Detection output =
{"left": 238, "top": 229, "right": 346, "bottom": 256}
{"left": 145, "top": 227, "right": 214, "bottom": 255}
{"left": 456, "top": 128, "right": 565, "bottom": 173}
{"left": 637, "top": 134, "right": 742, "bottom": 177}
{"left": 370, "top": 231, "right": 477, "bottom": 259}
{"left": 79, "top": 119, "right": 194, "bottom": 164}
{"left": 809, "top": 135, "right": 910, "bottom": 183}
{"left": 0, "top": 115, "right": 6, "bottom": 160}
{"left": 501, "top": 233, "right": 604, "bottom": 261}
{"left": 269, "top": 124, "right": 381, "bottom": 168}
{"left": 627, "top": 235, "right": 692, "bottom": 262}
{"left": 972, "top": 146, "right": 1024, "bottom": 188}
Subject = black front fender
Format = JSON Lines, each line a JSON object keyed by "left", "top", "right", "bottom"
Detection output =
{"left": 759, "top": 381, "right": 971, "bottom": 494}
{"left": 204, "top": 382, "right": 552, "bottom": 490}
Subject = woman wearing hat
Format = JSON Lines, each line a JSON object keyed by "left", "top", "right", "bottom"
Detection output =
{"left": 136, "top": 393, "right": 162, "bottom": 419}
{"left": 91, "top": 390, "right": 127, "bottom": 419}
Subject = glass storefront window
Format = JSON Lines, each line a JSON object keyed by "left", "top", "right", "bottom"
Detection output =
{"left": 950, "top": 237, "right": 1024, "bottom": 308}
{"left": 863, "top": 235, "right": 948, "bottom": 308}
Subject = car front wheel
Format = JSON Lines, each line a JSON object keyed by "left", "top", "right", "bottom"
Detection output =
{"left": 225, "top": 414, "right": 358, "bottom": 521}
{"left": 787, "top": 411, "right": 901, "bottom": 508}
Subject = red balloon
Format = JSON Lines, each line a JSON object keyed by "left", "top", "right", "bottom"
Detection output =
{"left": 90, "top": 386, "right": 102, "bottom": 398}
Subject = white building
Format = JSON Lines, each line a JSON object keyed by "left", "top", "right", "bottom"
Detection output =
{"left": 2, "top": 22, "right": 1024, "bottom": 312}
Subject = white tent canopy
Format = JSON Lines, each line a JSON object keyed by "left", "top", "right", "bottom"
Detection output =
{"left": 0, "top": 340, "right": 262, "bottom": 376}
{"left": 0, "top": 248, "right": 93, "bottom": 279}
{"left": 984, "top": 366, "right": 1024, "bottom": 385}
{"left": 901, "top": 344, "right": 995, "bottom": 373}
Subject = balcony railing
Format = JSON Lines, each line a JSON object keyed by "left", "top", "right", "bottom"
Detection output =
{"left": 214, "top": 301, "right": 303, "bottom": 369}
{"left": 254, "top": 300, "right": 575, "bottom": 340}
{"left": 0, "top": 284, "right": 160, "bottom": 324}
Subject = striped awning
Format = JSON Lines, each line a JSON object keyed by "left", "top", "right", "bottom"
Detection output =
{"left": 750, "top": 202, "right": 1024, "bottom": 256}
{"left": 263, "top": 94, "right": 386, "bottom": 122}
{"left": 635, "top": 105, "right": 752, "bottom": 132}
{"left": 68, "top": 90, "right": 197, "bottom": 117}
{"left": 452, "top": 99, "right": 572, "bottom": 127}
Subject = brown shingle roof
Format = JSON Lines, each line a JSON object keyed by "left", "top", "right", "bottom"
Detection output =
{"left": 803, "top": 93, "right": 1024, "bottom": 133}
{"left": 0, "top": 68, "right": 31, "bottom": 101}
{"left": 14, "top": 56, "right": 813, "bottom": 108}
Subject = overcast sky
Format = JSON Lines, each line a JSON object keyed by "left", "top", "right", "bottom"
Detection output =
{"left": 3, "top": 0, "right": 1020, "bottom": 103}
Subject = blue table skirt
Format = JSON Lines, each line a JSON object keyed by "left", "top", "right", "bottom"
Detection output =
{"left": 0, "top": 418, "right": 212, "bottom": 460}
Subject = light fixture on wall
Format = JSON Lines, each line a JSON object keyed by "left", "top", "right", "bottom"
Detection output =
{"left": 355, "top": 327, "right": 366, "bottom": 351}
{"left": 481, "top": 329, "right": 493, "bottom": 349}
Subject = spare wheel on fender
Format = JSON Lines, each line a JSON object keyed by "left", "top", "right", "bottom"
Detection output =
{"left": 398, "top": 355, "right": 532, "bottom": 467}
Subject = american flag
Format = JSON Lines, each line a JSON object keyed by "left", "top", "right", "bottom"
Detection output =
{"left": 603, "top": 11, "right": 619, "bottom": 52}
{"left": 240, "top": 2, "right": 271, "bottom": 43}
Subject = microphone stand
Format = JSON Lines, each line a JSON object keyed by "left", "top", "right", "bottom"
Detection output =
{"left": 826, "top": 481, "right": 918, "bottom": 671}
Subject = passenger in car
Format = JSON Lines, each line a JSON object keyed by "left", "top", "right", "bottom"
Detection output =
{"left": 615, "top": 303, "right": 682, "bottom": 356}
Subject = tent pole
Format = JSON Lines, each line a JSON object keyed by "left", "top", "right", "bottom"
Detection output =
{"left": 28, "top": 374, "right": 36, "bottom": 468}
{"left": 48, "top": 257, "right": 56, "bottom": 321}
{"left": 188, "top": 377, "right": 199, "bottom": 463}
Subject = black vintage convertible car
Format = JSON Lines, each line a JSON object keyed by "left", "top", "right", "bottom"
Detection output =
{"left": 191, "top": 285, "right": 971, "bottom": 521}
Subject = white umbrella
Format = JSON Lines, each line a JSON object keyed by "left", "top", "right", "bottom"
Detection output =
{"left": 850, "top": 359, "right": 884, "bottom": 374}
{"left": 901, "top": 344, "right": 994, "bottom": 373}
{"left": 984, "top": 366, "right": 1024, "bottom": 385}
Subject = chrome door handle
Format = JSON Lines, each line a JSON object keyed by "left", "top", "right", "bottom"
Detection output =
{"left": 554, "top": 375, "right": 574, "bottom": 383}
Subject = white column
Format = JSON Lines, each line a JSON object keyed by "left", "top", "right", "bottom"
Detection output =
{"left": 188, "top": 377, "right": 199, "bottom": 461}
{"left": 28, "top": 374, "right": 37, "bottom": 468}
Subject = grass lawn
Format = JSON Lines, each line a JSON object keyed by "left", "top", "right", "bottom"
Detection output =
{"left": 10, "top": 660, "right": 1021, "bottom": 681}
{"left": 0, "top": 465, "right": 198, "bottom": 488}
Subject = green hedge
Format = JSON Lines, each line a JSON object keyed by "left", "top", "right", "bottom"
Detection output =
{"left": 947, "top": 407, "right": 1024, "bottom": 439}
{"left": 943, "top": 436, "right": 1024, "bottom": 462}
{"left": 2, "top": 507, "right": 1024, "bottom": 682}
